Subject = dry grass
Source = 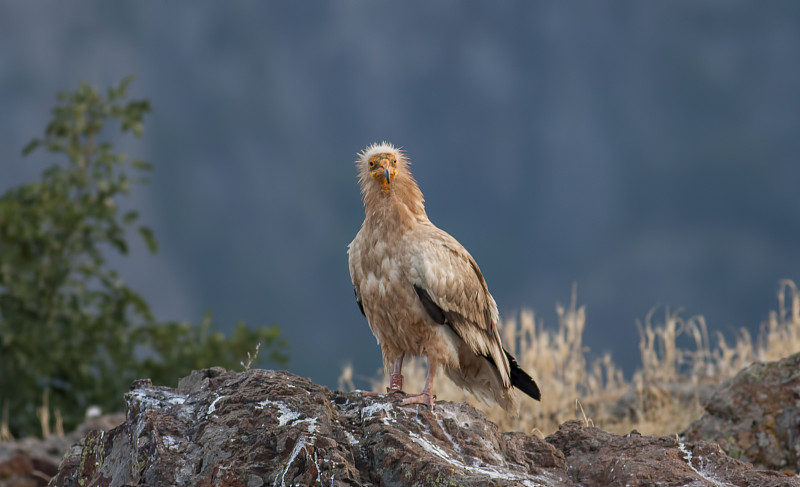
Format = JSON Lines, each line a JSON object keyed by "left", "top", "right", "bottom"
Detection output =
{"left": 0, "top": 400, "right": 13, "bottom": 441}
{"left": 343, "top": 280, "right": 800, "bottom": 437}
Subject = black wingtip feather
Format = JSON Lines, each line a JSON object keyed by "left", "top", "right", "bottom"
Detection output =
{"left": 413, "top": 284, "right": 446, "bottom": 325}
{"left": 354, "top": 288, "right": 365, "bottom": 317}
{"left": 505, "top": 351, "right": 541, "bottom": 401}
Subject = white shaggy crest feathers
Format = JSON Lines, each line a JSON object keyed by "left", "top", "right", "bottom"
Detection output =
{"left": 357, "top": 141, "right": 404, "bottom": 162}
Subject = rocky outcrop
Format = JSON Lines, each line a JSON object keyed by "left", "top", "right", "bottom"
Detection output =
{"left": 683, "top": 352, "right": 800, "bottom": 473}
{"left": 46, "top": 367, "right": 798, "bottom": 487}
{"left": 550, "top": 421, "right": 795, "bottom": 486}
{"left": 0, "top": 414, "right": 122, "bottom": 487}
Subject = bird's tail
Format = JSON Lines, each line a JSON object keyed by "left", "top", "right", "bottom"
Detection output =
{"left": 444, "top": 349, "right": 518, "bottom": 412}
{"left": 505, "top": 350, "right": 541, "bottom": 401}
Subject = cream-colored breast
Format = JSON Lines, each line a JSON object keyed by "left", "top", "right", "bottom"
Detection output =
{"left": 349, "top": 224, "right": 460, "bottom": 366}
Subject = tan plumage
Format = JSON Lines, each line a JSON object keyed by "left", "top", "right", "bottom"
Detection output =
{"left": 348, "top": 142, "right": 540, "bottom": 411}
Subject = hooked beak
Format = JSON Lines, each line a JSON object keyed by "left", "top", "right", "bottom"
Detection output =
{"left": 384, "top": 168, "right": 391, "bottom": 184}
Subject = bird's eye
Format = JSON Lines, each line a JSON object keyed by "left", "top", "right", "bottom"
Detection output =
{"left": 369, "top": 161, "right": 374, "bottom": 167}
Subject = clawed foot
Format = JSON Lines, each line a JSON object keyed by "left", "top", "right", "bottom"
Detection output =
{"left": 399, "top": 391, "right": 435, "bottom": 409}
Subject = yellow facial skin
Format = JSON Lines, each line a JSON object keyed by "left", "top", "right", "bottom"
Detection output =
{"left": 368, "top": 153, "right": 399, "bottom": 195}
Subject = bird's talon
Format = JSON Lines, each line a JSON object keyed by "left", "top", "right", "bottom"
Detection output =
{"left": 399, "top": 392, "right": 434, "bottom": 409}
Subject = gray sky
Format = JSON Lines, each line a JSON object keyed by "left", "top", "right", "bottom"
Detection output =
{"left": 2, "top": 2, "right": 799, "bottom": 388}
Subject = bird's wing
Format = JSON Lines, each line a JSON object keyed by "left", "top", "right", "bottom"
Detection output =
{"left": 408, "top": 227, "right": 511, "bottom": 387}
{"left": 347, "top": 239, "right": 366, "bottom": 317}
{"left": 353, "top": 287, "right": 365, "bottom": 316}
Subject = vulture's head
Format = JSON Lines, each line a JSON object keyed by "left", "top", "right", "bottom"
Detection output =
{"left": 355, "top": 142, "right": 425, "bottom": 215}
{"left": 356, "top": 142, "right": 413, "bottom": 197}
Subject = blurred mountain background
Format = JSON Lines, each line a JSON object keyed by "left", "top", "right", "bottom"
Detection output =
{"left": 1, "top": 2, "right": 798, "bottom": 389}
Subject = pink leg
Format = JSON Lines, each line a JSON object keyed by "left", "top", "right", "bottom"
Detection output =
{"left": 388, "top": 353, "right": 405, "bottom": 393}
{"left": 400, "top": 359, "right": 437, "bottom": 408}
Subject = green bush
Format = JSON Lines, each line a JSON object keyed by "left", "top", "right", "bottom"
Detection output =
{"left": 0, "top": 77, "right": 287, "bottom": 438}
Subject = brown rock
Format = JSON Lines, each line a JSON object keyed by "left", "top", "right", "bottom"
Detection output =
{"left": 683, "top": 352, "right": 800, "bottom": 472}
{"left": 0, "top": 412, "right": 124, "bottom": 483}
{"left": 46, "top": 368, "right": 800, "bottom": 487}
{"left": 550, "top": 420, "right": 796, "bottom": 487}
{"left": 0, "top": 454, "right": 34, "bottom": 479}
{"left": 49, "top": 369, "right": 568, "bottom": 486}
{"left": 0, "top": 453, "right": 49, "bottom": 487}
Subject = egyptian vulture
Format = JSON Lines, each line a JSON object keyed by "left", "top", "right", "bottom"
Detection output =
{"left": 348, "top": 142, "right": 541, "bottom": 410}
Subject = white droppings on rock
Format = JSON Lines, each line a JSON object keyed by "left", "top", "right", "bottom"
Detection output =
{"left": 295, "top": 417, "right": 318, "bottom": 435}
{"left": 435, "top": 417, "right": 460, "bottom": 453}
{"left": 435, "top": 405, "right": 505, "bottom": 465}
{"left": 407, "top": 431, "right": 453, "bottom": 462}
{"left": 167, "top": 395, "right": 186, "bottom": 405}
{"left": 162, "top": 435, "right": 180, "bottom": 452}
{"left": 677, "top": 438, "right": 731, "bottom": 487}
{"left": 207, "top": 395, "right": 224, "bottom": 415}
{"left": 437, "top": 405, "right": 472, "bottom": 430}
{"left": 129, "top": 388, "right": 189, "bottom": 412}
{"left": 360, "top": 402, "right": 396, "bottom": 426}
{"left": 278, "top": 408, "right": 301, "bottom": 426}
{"left": 257, "top": 399, "right": 314, "bottom": 428}
{"left": 344, "top": 431, "right": 359, "bottom": 445}
{"left": 273, "top": 436, "right": 321, "bottom": 487}
{"left": 406, "top": 431, "right": 536, "bottom": 484}
{"left": 275, "top": 436, "right": 304, "bottom": 487}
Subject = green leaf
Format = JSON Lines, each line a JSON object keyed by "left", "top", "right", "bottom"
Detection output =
{"left": 21, "top": 139, "right": 41, "bottom": 156}
{"left": 138, "top": 225, "right": 158, "bottom": 253}
{"left": 109, "top": 235, "right": 129, "bottom": 255}
{"left": 118, "top": 74, "right": 136, "bottom": 97}
{"left": 122, "top": 211, "right": 140, "bottom": 225}
{"left": 131, "top": 122, "right": 143, "bottom": 137}
{"left": 132, "top": 159, "right": 154, "bottom": 172}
